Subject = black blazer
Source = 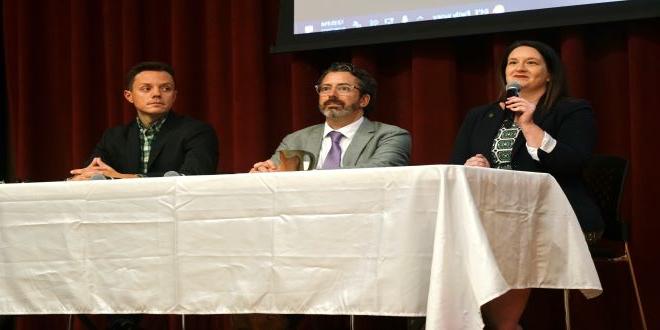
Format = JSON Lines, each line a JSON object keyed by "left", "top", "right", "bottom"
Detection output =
{"left": 89, "top": 111, "right": 218, "bottom": 177}
{"left": 451, "top": 98, "right": 603, "bottom": 232}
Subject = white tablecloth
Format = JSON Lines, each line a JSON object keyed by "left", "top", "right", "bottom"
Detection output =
{"left": 0, "top": 165, "right": 601, "bottom": 329}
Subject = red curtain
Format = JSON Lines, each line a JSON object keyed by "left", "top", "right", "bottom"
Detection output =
{"left": 3, "top": 1, "right": 659, "bottom": 329}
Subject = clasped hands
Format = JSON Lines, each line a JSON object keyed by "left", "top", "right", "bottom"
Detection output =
{"left": 249, "top": 159, "right": 279, "bottom": 173}
{"left": 464, "top": 154, "right": 490, "bottom": 168}
{"left": 250, "top": 150, "right": 308, "bottom": 172}
{"left": 68, "top": 157, "right": 135, "bottom": 181}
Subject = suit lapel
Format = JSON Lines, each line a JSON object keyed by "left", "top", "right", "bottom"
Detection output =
{"left": 305, "top": 125, "right": 324, "bottom": 167}
{"left": 147, "top": 112, "right": 177, "bottom": 170}
{"left": 126, "top": 121, "right": 142, "bottom": 172}
{"left": 478, "top": 105, "right": 506, "bottom": 163}
{"left": 343, "top": 117, "right": 374, "bottom": 167}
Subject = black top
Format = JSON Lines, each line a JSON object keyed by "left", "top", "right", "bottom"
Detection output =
{"left": 89, "top": 111, "right": 218, "bottom": 177}
{"left": 451, "top": 98, "right": 603, "bottom": 232}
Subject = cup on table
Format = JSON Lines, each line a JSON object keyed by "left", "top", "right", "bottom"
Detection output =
{"left": 277, "top": 150, "right": 316, "bottom": 171}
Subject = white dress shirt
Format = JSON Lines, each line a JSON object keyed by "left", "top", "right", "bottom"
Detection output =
{"left": 316, "top": 116, "right": 365, "bottom": 169}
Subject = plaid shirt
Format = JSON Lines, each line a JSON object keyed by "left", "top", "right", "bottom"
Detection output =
{"left": 136, "top": 116, "right": 167, "bottom": 174}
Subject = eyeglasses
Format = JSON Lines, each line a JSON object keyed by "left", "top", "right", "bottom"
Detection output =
{"left": 315, "top": 84, "right": 360, "bottom": 96}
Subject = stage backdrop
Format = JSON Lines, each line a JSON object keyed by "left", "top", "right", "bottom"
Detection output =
{"left": 2, "top": 1, "right": 659, "bottom": 329}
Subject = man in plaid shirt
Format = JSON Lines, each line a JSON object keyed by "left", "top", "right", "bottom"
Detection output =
{"left": 69, "top": 61, "right": 218, "bottom": 180}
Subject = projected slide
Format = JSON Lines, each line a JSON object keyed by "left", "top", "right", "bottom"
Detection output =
{"left": 294, "top": 0, "right": 625, "bottom": 34}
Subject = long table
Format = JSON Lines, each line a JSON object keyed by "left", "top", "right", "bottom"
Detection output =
{"left": 0, "top": 165, "right": 601, "bottom": 329}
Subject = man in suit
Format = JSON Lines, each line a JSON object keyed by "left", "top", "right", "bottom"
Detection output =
{"left": 250, "top": 62, "right": 410, "bottom": 172}
{"left": 245, "top": 63, "right": 411, "bottom": 330}
{"left": 67, "top": 62, "right": 217, "bottom": 330}
{"left": 69, "top": 61, "right": 218, "bottom": 180}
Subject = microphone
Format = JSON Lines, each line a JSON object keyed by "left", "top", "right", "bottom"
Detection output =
{"left": 90, "top": 173, "right": 108, "bottom": 180}
{"left": 504, "top": 81, "right": 521, "bottom": 128}
{"left": 163, "top": 171, "right": 183, "bottom": 177}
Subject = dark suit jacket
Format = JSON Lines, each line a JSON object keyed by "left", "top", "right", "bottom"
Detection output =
{"left": 269, "top": 117, "right": 411, "bottom": 168}
{"left": 451, "top": 98, "right": 603, "bottom": 232}
{"left": 89, "top": 111, "right": 218, "bottom": 177}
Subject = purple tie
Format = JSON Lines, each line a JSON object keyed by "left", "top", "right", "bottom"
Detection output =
{"left": 322, "top": 131, "right": 343, "bottom": 169}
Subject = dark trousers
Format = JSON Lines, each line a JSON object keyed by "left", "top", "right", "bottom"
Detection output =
{"left": 107, "top": 314, "right": 142, "bottom": 330}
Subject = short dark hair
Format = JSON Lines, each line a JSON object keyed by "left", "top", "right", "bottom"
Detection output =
{"left": 125, "top": 61, "right": 175, "bottom": 90}
{"left": 316, "top": 62, "right": 378, "bottom": 114}
{"left": 498, "top": 40, "right": 568, "bottom": 111}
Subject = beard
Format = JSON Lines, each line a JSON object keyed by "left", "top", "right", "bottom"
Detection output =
{"left": 319, "top": 99, "right": 359, "bottom": 119}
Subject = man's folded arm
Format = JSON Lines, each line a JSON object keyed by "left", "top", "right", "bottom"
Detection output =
{"left": 352, "top": 129, "right": 411, "bottom": 168}
{"left": 169, "top": 124, "right": 219, "bottom": 176}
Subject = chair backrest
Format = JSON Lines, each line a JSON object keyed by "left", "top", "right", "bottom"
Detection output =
{"left": 581, "top": 154, "right": 629, "bottom": 241}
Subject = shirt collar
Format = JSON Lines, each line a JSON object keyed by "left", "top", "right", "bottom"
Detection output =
{"left": 137, "top": 115, "right": 167, "bottom": 134}
{"left": 323, "top": 116, "right": 364, "bottom": 140}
